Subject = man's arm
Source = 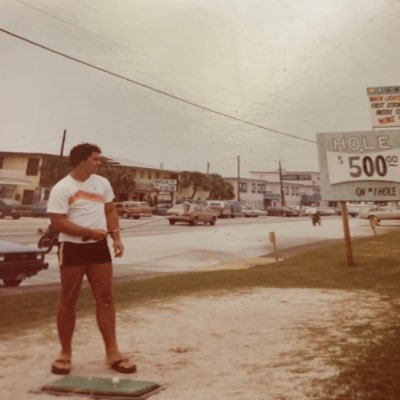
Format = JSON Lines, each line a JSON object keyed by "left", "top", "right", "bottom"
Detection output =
{"left": 105, "top": 202, "right": 124, "bottom": 257}
{"left": 49, "top": 214, "right": 108, "bottom": 241}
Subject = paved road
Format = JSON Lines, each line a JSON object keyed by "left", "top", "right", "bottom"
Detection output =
{"left": 0, "top": 214, "right": 383, "bottom": 291}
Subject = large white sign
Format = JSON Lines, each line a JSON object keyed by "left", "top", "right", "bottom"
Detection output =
{"left": 154, "top": 179, "right": 177, "bottom": 192}
{"left": 317, "top": 130, "right": 400, "bottom": 201}
{"left": 367, "top": 86, "right": 400, "bottom": 128}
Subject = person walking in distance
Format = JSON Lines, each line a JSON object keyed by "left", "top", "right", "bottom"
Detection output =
{"left": 47, "top": 143, "right": 136, "bottom": 375}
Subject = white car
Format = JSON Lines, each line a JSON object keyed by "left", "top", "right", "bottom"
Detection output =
{"left": 240, "top": 205, "right": 259, "bottom": 217}
{"left": 316, "top": 207, "right": 336, "bottom": 216}
{"left": 253, "top": 209, "right": 268, "bottom": 217}
{"left": 358, "top": 206, "right": 400, "bottom": 224}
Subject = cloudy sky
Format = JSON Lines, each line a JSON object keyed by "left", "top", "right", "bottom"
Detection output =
{"left": 1, "top": 0, "right": 399, "bottom": 177}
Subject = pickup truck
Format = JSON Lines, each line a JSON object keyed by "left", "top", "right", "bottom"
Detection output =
{"left": 0, "top": 240, "right": 48, "bottom": 286}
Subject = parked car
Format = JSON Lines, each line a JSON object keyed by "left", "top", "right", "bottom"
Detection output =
{"left": 226, "top": 200, "right": 243, "bottom": 217}
{"left": 0, "top": 198, "right": 25, "bottom": 219}
{"left": 266, "top": 206, "right": 300, "bottom": 217}
{"left": 152, "top": 203, "right": 172, "bottom": 216}
{"left": 301, "top": 206, "right": 316, "bottom": 216}
{"left": 114, "top": 201, "right": 153, "bottom": 219}
{"left": 205, "top": 200, "right": 232, "bottom": 218}
{"left": 22, "top": 201, "right": 49, "bottom": 217}
{"left": 241, "top": 205, "right": 259, "bottom": 217}
{"left": 358, "top": 206, "right": 400, "bottom": 224}
{"left": 166, "top": 202, "right": 218, "bottom": 225}
{"left": 253, "top": 208, "right": 268, "bottom": 217}
{"left": 336, "top": 203, "right": 367, "bottom": 217}
{"left": 0, "top": 240, "right": 48, "bottom": 286}
{"left": 316, "top": 207, "right": 336, "bottom": 216}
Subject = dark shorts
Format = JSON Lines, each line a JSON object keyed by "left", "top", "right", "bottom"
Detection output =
{"left": 58, "top": 239, "right": 112, "bottom": 267}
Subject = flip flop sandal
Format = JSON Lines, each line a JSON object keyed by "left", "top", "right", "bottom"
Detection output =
{"left": 51, "top": 359, "right": 71, "bottom": 375}
{"left": 110, "top": 358, "right": 137, "bottom": 374}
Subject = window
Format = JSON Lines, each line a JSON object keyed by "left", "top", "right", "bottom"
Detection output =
{"left": 239, "top": 182, "right": 247, "bottom": 193}
{"left": 251, "top": 183, "right": 256, "bottom": 193}
{"left": 0, "top": 157, "right": 3, "bottom": 169}
{"left": 148, "top": 171, "right": 152, "bottom": 179}
{"left": 155, "top": 172, "right": 160, "bottom": 179}
{"left": 140, "top": 170, "right": 145, "bottom": 178}
{"left": 26, "top": 158, "right": 40, "bottom": 176}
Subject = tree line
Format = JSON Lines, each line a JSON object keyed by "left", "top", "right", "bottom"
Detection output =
{"left": 40, "top": 157, "right": 234, "bottom": 200}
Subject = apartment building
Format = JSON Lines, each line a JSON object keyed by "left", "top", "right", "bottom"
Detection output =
{"left": 224, "top": 177, "right": 274, "bottom": 209}
{"left": 0, "top": 152, "right": 59, "bottom": 203}
{"left": 250, "top": 170, "right": 322, "bottom": 207}
{"left": 106, "top": 156, "right": 179, "bottom": 204}
{"left": 0, "top": 151, "right": 209, "bottom": 205}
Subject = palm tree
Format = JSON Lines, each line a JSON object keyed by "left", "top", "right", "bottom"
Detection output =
{"left": 208, "top": 173, "right": 235, "bottom": 200}
{"left": 98, "top": 161, "right": 135, "bottom": 194}
{"left": 180, "top": 171, "right": 212, "bottom": 200}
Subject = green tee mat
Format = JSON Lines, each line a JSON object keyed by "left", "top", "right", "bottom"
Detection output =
{"left": 40, "top": 375, "right": 162, "bottom": 399}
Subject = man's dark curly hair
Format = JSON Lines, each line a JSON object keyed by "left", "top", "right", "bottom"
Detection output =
{"left": 69, "top": 143, "right": 102, "bottom": 167}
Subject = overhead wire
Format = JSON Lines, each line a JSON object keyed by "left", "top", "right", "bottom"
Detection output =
{"left": 0, "top": 27, "right": 316, "bottom": 145}
{"left": 15, "top": 0, "right": 127, "bottom": 49}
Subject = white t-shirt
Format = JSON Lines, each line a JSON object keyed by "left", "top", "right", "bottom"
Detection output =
{"left": 47, "top": 174, "right": 115, "bottom": 243}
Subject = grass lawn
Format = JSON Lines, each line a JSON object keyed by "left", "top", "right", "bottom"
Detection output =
{"left": 2, "top": 230, "right": 400, "bottom": 398}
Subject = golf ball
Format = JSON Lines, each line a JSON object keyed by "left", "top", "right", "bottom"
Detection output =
{"left": 112, "top": 376, "right": 120, "bottom": 384}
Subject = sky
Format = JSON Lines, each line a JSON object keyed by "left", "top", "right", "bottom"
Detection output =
{"left": 1, "top": 0, "right": 399, "bottom": 177}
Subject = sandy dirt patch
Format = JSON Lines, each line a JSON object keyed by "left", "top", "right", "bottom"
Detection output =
{"left": 0, "top": 287, "right": 390, "bottom": 400}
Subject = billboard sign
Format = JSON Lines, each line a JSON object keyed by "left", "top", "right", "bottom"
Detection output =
{"left": 154, "top": 179, "right": 177, "bottom": 192}
{"left": 317, "top": 130, "right": 400, "bottom": 201}
{"left": 367, "top": 86, "right": 400, "bottom": 128}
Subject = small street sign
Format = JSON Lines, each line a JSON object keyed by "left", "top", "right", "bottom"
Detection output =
{"left": 367, "top": 86, "right": 400, "bottom": 128}
{"left": 153, "top": 179, "right": 177, "bottom": 192}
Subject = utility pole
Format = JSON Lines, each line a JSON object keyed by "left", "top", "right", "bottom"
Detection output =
{"left": 278, "top": 160, "right": 285, "bottom": 206}
{"left": 237, "top": 155, "right": 240, "bottom": 202}
{"left": 207, "top": 162, "right": 210, "bottom": 174}
{"left": 57, "top": 129, "right": 67, "bottom": 180}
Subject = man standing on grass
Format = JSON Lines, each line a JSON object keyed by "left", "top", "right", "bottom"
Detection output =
{"left": 47, "top": 142, "right": 136, "bottom": 375}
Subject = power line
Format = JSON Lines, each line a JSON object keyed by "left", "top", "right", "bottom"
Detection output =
{"left": 16, "top": 0, "right": 125, "bottom": 49}
{"left": 0, "top": 27, "right": 316, "bottom": 145}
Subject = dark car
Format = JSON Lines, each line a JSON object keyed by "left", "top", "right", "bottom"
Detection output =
{"left": 0, "top": 198, "right": 25, "bottom": 219}
{"left": 0, "top": 240, "right": 48, "bottom": 286}
{"left": 22, "top": 201, "right": 49, "bottom": 217}
{"left": 266, "top": 206, "right": 300, "bottom": 217}
{"left": 153, "top": 203, "right": 172, "bottom": 216}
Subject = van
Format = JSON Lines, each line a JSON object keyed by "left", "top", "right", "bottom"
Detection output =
{"left": 205, "top": 200, "right": 232, "bottom": 218}
{"left": 114, "top": 201, "right": 153, "bottom": 219}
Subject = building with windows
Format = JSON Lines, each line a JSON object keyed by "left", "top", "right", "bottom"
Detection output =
{"left": 0, "top": 151, "right": 211, "bottom": 206}
{"left": 105, "top": 156, "right": 179, "bottom": 204}
{"left": 224, "top": 177, "right": 273, "bottom": 209}
{"left": 224, "top": 170, "right": 323, "bottom": 210}
{"left": 0, "top": 152, "right": 59, "bottom": 203}
{"left": 250, "top": 170, "right": 322, "bottom": 207}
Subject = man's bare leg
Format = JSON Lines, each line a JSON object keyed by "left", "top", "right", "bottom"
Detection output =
{"left": 52, "top": 264, "right": 86, "bottom": 372}
{"left": 86, "top": 262, "right": 135, "bottom": 371}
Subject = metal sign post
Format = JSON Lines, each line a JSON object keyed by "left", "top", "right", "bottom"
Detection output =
{"left": 268, "top": 231, "right": 278, "bottom": 263}
{"left": 340, "top": 201, "right": 354, "bottom": 266}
